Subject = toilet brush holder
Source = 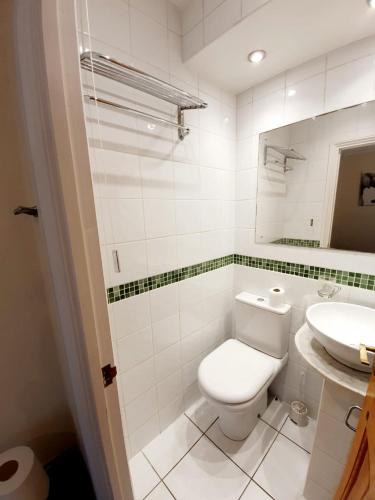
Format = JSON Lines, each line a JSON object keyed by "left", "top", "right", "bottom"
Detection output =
{"left": 290, "top": 401, "right": 308, "bottom": 426}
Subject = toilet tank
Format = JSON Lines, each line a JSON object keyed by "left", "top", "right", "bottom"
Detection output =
{"left": 235, "top": 292, "right": 291, "bottom": 359}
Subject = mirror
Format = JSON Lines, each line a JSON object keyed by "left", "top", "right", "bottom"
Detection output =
{"left": 256, "top": 100, "right": 375, "bottom": 253}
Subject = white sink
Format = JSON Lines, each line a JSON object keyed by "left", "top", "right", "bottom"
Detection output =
{"left": 306, "top": 302, "right": 375, "bottom": 373}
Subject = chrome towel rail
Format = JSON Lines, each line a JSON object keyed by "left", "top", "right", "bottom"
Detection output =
{"left": 80, "top": 51, "right": 207, "bottom": 140}
{"left": 84, "top": 95, "right": 190, "bottom": 136}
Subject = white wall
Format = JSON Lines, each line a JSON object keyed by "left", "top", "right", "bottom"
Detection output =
{"left": 236, "top": 35, "right": 375, "bottom": 416}
{"left": 236, "top": 35, "right": 375, "bottom": 274}
{"left": 76, "top": 0, "right": 375, "bottom": 453}
{"left": 76, "top": 0, "right": 236, "bottom": 456}
{"left": 257, "top": 100, "right": 375, "bottom": 244}
{"left": 0, "top": 0, "right": 74, "bottom": 463}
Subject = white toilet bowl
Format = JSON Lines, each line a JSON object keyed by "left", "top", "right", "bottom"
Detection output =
{"left": 198, "top": 339, "right": 287, "bottom": 440}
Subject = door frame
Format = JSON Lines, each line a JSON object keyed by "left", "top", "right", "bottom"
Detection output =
{"left": 321, "top": 135, "right": 375, "bottom": 248}
{"left": 13, "top": 1, "right": 132, "bottom": 499}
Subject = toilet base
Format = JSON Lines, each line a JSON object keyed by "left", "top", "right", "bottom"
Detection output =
{"left": 217, "top": 391, "right": 267, "bottom": 441}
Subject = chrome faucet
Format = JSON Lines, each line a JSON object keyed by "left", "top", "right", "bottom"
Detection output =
{"left": 318, "top": 281, "right": 341, "bottom": 299}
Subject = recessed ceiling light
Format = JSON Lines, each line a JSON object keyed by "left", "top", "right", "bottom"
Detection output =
{"left": 288, "top": 89, "right": 297, "bottom": 97}
{"left": 248, "top": 50, "right": 266, "bottom": 64}
{"left": 368, "top": 0, "right": 375, "bottom": 7}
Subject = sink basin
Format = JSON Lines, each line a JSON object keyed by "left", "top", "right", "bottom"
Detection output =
{"left": 306, "top": 302, "right": 375, "bottom": 373}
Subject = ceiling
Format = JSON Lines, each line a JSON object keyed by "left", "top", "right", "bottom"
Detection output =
{"left": 185, "top": 0, "right": 375, "bottom": 94}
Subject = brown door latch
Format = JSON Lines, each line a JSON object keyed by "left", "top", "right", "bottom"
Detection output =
{"left": 102, "top": 364, "right": 117, "bottom": 387}
{"left": 359, "top": 344, "right": 375, "bottom": 366}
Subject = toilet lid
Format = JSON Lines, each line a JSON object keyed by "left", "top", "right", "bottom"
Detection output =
{"left": 198, "top": 339, "right": 281, "bottom": 404}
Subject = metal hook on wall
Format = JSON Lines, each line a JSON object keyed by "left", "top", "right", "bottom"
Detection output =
{"left": 13, "top": 206, "right": 38, "bottom": 217}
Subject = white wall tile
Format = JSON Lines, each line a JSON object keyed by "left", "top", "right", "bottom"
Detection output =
{"left": 110, "top": 199, "right": 145, "bottom": 243}
{"left": 143, "top": 199, "right": 176, "bottom": 238}
{"left": 129, "top": 415, "right": 160, "bottom": 455}
{"left": 130, "top": 7, "right": 169, "bottom": 71}
{"left": 150, "top": 284, "right": 179, "bottom": 323}
{"left": 253, "top": 74, "right": 286, "bottom": 101}
{"left": 241, "top": 0, "right": 269, "bottom": 18}
{"left": 96, "top": 149, "right": 142, "bottom": 199}
{"left": 87, "top": 0, "right": 131, "bottom": 52}
{"left": 286, "top": 56, "right": 326, "bottom": 87}
{"left": 175, "top": 200, "right": 202, "bottom": 234}
{"left": 155, "top": 342, "right": 182, "bottom": 382}
{"left": 130, "top": 0, "right": 168, "bottom": 26}
{"left": 83, "top": 0, "right": 236, "bottom": 457}
{"left": 327, "top": 35, "right": 375, "bottom": 70}
{"left": 157, "top": 369, "right": 183, "bottom": 409}
{"left": 325, "top": 55, "right": 375, "bottom": 112}
{"left": 146, "top": 236, "right": 178, "bottom": 275}
{"left": 204, "top": 0, "right": 241, "bottom": 45}
{"left": 158, "top": 395, "right": 184, "bottom": 431}
{"left": 182, "top": 0, "right": 203, "bottom": 34}
{"left": 167, "top": 2, "right": 182, "bottom": 34}
{"left": 125, "top": 387, "right": 158, "bottom": 434}
{"left": 107, "top": 241, "right": 148, "bottom": 284}
{"left": 285, "top": 74, "right": 325, "bottom": 124}
{"left": 112, "top": 293, "right": 151, "bottom": 338}
{"left": 152, "top": 314, "right": 181, "bottom": 353}
{"left": 140, "top": 157, "right": 175, "bottom": 199}
{"left": 118, "top": 327, "right": 154, "bottom": 372}
{"left": 177, "top": 233, "right": 202, "bottom": 267}
{"left": 182, "top": 22, "right": 204, "bottom": 60}
{"left": 120, "top": 358, "right": 155, "bottom": 404}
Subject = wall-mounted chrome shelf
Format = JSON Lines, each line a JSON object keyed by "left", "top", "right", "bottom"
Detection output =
{"left": 80, "top": 51, "right": 207, "bottom": 140}
{"left": 264, "top": 144, "right": 306, "bottom": 173}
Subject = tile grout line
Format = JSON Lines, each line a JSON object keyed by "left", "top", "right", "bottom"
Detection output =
{"left": 141, "top": 403, "right": 313, "bottom": 500}
{"left": 279, "top": 430, "right": 313, "bottom": 455}
{"left": 278, "top": 414, "right": 314, "bottom": 454}
{"left": 161, "top": 432, "right": 206, "bottom": 481}
{"left": 250, "top": 412, "right": 313, "bottom": 498}
{"left": 203, "top": 432, "right": 253, "bottom": 480}
{"left": 251, "top": 479, "right": 275, "bottom": 500}
{"left": 249, "top": 421, "right": 281, "bottom": 481}
{"left": 188, "top": 411, "right": 279, "bottom": 485}
{"left": 237, "top": 478, "right": 252, "bottom": 500}
{"left": 141, "top": 454, "right": 177, "bottom": 500}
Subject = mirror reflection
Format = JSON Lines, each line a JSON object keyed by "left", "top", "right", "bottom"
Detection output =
{"left": 256, "top": 100, "right": 375, "bottom": 253}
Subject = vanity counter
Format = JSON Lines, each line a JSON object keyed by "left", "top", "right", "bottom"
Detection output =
{"left": 295, "top": 323, "right": 369, "bottom": 397}
{"left": 296, "top": 324, "right": 369, "bottom": 499}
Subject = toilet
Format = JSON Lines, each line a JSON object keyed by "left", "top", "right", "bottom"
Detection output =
{"left": 198, "top": 291, "right": 291, "bottom": 441}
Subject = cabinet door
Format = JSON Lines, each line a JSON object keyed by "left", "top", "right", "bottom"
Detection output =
{"left": 335, "top": 372, "right": 375, "bottom": 499}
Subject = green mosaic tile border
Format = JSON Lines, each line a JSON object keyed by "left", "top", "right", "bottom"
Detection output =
{"left": 272, "top": 238, "right": 320, "bottom": 248}
{"left": 234, "top": 254, "right": 375, "bottom": 290}
{"left": 107, "top": 255, "right": 233, "bottom": 303}
{"left": 107, "top": 254, "right": 375, "bottom": 303}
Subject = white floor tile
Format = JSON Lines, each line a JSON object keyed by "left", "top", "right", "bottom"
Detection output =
{"left": 129, "top": 452, "right": 160, "bottom": 500}
{"left": 185, "top": 397, "right": 218, "bottom": 432}
{"left": 145, "top": 482, "right": 174, "bottom": 500}
{"left": 240, "top": 481, "right": 272, "bottom": 499}
{"left": 261, "top": 397, "right": 289, "bottom": 430}
{"left": 281, "top": 416, "right": 317, "bottom": 453}
{"left": 254, "top": 434, "right": 310, "bottom": 500}
{"left": 164, "top": 436, "right": 250, "bottom": 500}
{"left": 206, "top": 419, "right": 277, "bottom": 476}
{"left": 143, "top": 414, "right": 202, "bottom": 477}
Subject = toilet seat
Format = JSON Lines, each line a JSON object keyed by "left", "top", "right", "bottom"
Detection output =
{"left": 198, "top": 339, "right": 283, "bottom": 405}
